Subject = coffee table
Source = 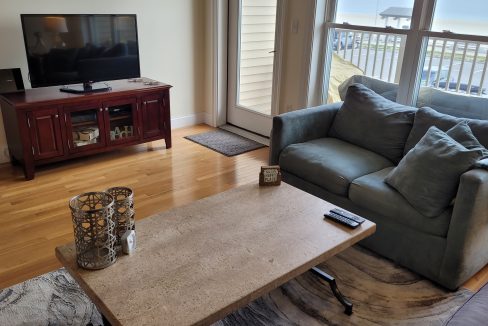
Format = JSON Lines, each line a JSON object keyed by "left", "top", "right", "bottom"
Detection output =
{"left": 56, "top": 183, "right": 375, "bottom": 325}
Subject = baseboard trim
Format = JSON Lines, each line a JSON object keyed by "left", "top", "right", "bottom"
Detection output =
{"left": 171, "top": 112, "right": 212, "bottom": 129}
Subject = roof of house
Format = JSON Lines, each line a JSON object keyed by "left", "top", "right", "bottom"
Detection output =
{"left": 379, "top": 7, "right": 413, "bottom": 19}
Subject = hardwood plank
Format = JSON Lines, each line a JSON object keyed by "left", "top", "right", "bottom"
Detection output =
{"left": 0, "top": 124, "right": 267, "bottom": 289}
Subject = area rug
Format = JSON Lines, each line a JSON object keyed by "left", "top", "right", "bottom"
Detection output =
{"left": 0, "top": 246, "right": 472, "bottom": 326}
{"left": 184, "top": 129, "right": 266, "bottom": 156}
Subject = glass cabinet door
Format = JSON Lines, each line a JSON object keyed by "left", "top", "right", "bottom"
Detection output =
{"left": 104, "top": 98, "right": 139, "bottom": 144}
{"left": 67, "top": 105, "right": 104, "bottom": 151}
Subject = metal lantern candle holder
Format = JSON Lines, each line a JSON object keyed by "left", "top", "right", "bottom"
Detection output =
{"left": 105, "top": 187, "right": 135, "bottom": 247}
{"left": 69, "top": 192, "right": 117, "bottom": 270}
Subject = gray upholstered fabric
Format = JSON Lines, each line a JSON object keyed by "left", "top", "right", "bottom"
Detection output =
{"left": 350, "top": 167, "right": 452, "bottom": 237}
{"left": 404, "top": 107, "right": 488, "bottom": 155}
{"left": 281, "top": 170, "right": 448, "bottom": 288}
{"left": 446, "top": 121, "right": 488, "bottom": 157}
{"left": 440, "top": 168, "right": 488, "bottom": 289}
{"left": 446, "top": 274, "right": 488, "bottom": 325}
{"left": 279, "top": 138, "right": 393, "bottom": 196}
{"left": 329, "top": 83, "right": 416, "bottom": 163}
{"left": 269, "top": 103, "right": 341, "bottom": 165}
{"left": 418, "top": 87, "right": 488, "bottom": 120}
{"left": 338, "top": 75, "right": 399, "bottom": 101}
{"left": 270, "top": 81, "right": 488, "bottom": 290}
{"left": 386, "top": 127, "right": 484, "bottom": 217}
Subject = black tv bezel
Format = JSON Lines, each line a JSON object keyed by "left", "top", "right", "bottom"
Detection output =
{"left": 20, "top": 13, "right": 141, "bottom": 88}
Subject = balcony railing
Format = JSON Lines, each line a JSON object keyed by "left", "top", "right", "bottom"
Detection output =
{"left": 333, "top": 28, "right": 488, "bottom": 96}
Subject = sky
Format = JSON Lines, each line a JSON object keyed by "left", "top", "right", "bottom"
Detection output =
{"left": 336, "top": 0, "right": 488, "bottom": 34}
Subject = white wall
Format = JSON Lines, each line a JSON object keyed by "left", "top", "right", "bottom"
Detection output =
{"left": 0, "top": 0, "right": 206, "bottom": 163}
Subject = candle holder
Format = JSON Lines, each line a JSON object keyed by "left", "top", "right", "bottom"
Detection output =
{"left": 105, "top": 187, "right": 135, "bottom": 247}
{"left": 69, "top": 192, "right": 116, "bottom": 269}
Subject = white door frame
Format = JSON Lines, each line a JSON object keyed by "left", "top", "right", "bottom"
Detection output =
{"left": 208, "top": 0, "right": 286, "bottom": 134}
{"left": 207, "top": 0, "right": 228, "bottom": 127}
{"left": 226, "top": 0, "right": 285, "bottom": 136}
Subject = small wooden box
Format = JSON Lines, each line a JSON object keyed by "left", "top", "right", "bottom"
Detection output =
{"left": 259, "top": 165, "right": 282, "bottom": 186}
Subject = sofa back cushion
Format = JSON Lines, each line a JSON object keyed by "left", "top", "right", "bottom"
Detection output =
{"left": 329, "top": 83, "right": 416, "bottom": 163}
{"left": 404, "top": 107, "right": 488, "bottom": 155}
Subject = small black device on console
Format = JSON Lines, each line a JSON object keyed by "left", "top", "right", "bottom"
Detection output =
{"left": 0, "top": 68, "right": 24, "bottom": 94}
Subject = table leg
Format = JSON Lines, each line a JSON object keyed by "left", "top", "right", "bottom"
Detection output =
{"left": 311, "top": 267, "right": 353, "bottom": 315}
{"left": 102, "top": 313, "right": 112, "bottom": 326}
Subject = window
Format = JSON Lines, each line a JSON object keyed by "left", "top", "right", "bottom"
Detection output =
{"left": 417, "top": 0, "right": 488, "bottom": 109}
{"left": 324, "top": 0, "right": 413, "bottom": 103}
{"left": 335, "top": 0, "right": 414, "bottom": 28}
{"left": 322, "top": 0, "right": 488, "bottom": 108}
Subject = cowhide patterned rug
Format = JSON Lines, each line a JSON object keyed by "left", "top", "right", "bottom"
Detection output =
{"left": 1, "top": 246, "right": 472, "bottom": 326}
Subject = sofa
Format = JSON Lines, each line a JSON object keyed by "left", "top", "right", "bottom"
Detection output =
{"left": 269, "top": 78, "right": 488, "bottom": 290}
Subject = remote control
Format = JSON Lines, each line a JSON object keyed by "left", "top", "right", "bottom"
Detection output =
{"left": 324, "top": 212, "right": 360, "bottom": 229}
{"left": 330, "top": 208, "right": 365, "bottom": 224}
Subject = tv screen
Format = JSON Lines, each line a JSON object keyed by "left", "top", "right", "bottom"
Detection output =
{"left": 21, "top": 14, "right": 140, "bottom": 88}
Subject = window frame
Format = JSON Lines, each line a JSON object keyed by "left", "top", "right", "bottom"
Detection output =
{"left": 320, "top": 0, "right": 488, "bottom": 106}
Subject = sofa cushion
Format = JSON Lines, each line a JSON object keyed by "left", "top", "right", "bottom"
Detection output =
{"left": 350, "top": 167, "right": 452, "bottom": 237}
{"left": 404, "top": 107, "right": 488, "bottom": 155}
{"left": 279, "top": 138, "right": 393, "bottom": 196}
{"left": 329, "top": 83, "right": 416, "bottom": 163}
{"left": 446, "top": 121, "right": 488, "bottom": 158}
{"left": 386, "top": 127, "right": 484, "bottom": 217}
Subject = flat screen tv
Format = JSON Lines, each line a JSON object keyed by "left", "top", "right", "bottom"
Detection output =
{"left": 21, "top": 14, "right": 140, "bottom": 88}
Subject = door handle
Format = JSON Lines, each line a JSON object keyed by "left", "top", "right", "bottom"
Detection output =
{"left": 55, "top": 114, "right": 59, "bottom": 118}
{"left": 99, "top": 108, "right": 103, "bottom": 112}
{"left": 268, "top": 50, "right": 276, "bottom": 53}
{"left": 105, "top": 107, "right": 108, "bottom": 111}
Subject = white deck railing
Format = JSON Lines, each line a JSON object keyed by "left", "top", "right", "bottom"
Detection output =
{"left": 333, "top": 28, "right": 488, "bottom": 96}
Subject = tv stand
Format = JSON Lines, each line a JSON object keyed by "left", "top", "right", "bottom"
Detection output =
{"left": 60, "top": 81, "right": 111, "bottom": 94}
{"left": 0, "top": 78, "right": 172, "bottom": 180}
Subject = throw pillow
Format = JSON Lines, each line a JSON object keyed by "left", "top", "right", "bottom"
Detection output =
{"left": 446, "top": 121, "right": 488, "bottom": 158}
{"left": 328, "top": 83, "right": 416, "bottom": 163}
{"left": 404, "top": 107, "right": 488, "bottom": 155}
{"left": 385, "top": 126, "right": 484, "bottom": 217}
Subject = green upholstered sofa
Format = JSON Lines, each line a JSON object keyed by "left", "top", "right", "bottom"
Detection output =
{"left": 269, "top": 76, "right": 488, "bottom": 290}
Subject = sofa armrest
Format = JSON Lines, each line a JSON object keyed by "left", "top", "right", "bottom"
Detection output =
{"left": 440, "top": 169, "right": 488, "bottom": 289}
{"left": 269, "top": 102, "right": 341, "bottom": 165}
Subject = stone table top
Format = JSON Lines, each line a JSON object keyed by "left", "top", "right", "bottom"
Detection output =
{"left": 56, "top": 183, "right": 375, "bottom": 325}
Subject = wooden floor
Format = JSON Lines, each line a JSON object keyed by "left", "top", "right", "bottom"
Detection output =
{"left": 0, "top": 124, "right": 486, "bottom": 292}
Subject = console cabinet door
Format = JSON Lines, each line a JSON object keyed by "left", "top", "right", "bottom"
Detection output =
{"left": 64, "top": 102, "right": 106, "bottom": 153}
{"left": 103, "top": 97, "right": 140, "bottom": 145}
{"left": 28, "top": 108, "right": 64, "bottom": 160}
{"left": 141, "top": 94, "right": 164, "bottom": 139}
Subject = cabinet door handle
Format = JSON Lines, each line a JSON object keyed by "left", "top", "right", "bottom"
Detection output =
{"left": 143, "top": 101, "right": 147, "bottom": 105}
{"left": 105, "top": 107, "right": 108, "bottom": 111}
{"left": 55, "top": 114, "right": 59, "bottom": 118}
{"left": 99, "top": 108, "right": 103, "bottom": 112}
